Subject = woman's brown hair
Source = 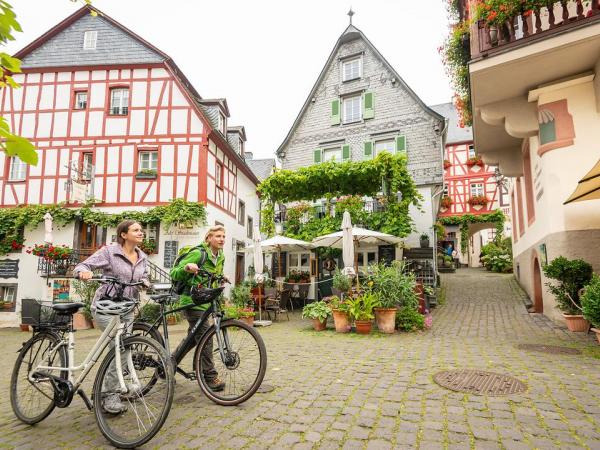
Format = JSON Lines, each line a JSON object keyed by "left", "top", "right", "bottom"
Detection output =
{"left": 116, "top": 220, "right": 140, "bottom": 246}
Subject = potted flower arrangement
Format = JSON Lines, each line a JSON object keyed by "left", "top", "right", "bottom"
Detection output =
{"left": 466, "top": 156, "right": 484, "bottom": 168}
{"left": 285, "top": 270, "right": 310, "bottom": 283}
{"left": 347, "top": 292, "right": 380, "bottom": 335}
{"left": 581, "top": 275, "right": 600, "bottom": 343}
{"left": 325, "top": 295, "right": 350, "bottom": 333}
{"left": 29, "top": 243, "right": 73, "bottom": 261}
{"left": 443, "top": 159, "right": 452, "bottom": 170}
{"left": 543, "top": 256, "right": 593, "bottom": 332}
{"left": 419, "top": 233, "right": 430, "bottom": 248}
{"left": 440, "top": 196, "right": 453, "bottom": 210}
{"left": 302, "top": 300, "right": 330, "bottom": 331}
{"left": 468, "top": 195, "right": 488, "bottom": 210}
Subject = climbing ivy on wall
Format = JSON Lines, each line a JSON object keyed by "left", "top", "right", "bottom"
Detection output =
{"left": 439, "top": 210, "right": 505, "bottom": 254}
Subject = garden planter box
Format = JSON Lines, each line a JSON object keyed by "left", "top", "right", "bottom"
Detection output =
{"left": 355, "top": 320, "right": 372, "bottom": 335}
{"left": 563, "top": 314, "right": 589, "bottom": 332}
{"left": 312, "top": 318, "right": 327, "bottom": 331}
{"left": 332, "top": 310, "right": 350, "bottom": 333}
{"left": 374, "top": 308, "right": 397, "bottom": 334}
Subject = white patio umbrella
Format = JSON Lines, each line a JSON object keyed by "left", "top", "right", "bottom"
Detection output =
{"left": 245, "top": 235, "right": 313, "bottom": 278}
{"left": 252, "top": 226, "right": 271, "bottom": 327}
{"left": 341, "top": 211, "right": 355, "bottom": 276}
{"left": 312, "top": 227, "right": 403, "bottom": 248}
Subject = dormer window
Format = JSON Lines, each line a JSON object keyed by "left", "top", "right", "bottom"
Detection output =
{"left": 218, "top": 113, "right": 226, "bottom": 134}
{"left": 342, "top": 57, "right": 362, "bottom": 82}
{"left": 83, "top": 31, "right": 97, "bottom": 50}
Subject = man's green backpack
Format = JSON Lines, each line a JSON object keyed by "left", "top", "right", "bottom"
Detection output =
{"left": 171, "top": 245, "right": 207, "bottom": 295}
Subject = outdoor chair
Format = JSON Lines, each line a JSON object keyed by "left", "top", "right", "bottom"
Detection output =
{"left": 265, "top": 289, "right": 290, "bottom": 322}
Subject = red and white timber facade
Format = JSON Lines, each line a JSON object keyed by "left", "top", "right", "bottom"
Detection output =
{"left": 431, "top": 103, "right": 511, "bottom": 266}
{"left": 0, "top": 6, "right": 260, "bottom": 326}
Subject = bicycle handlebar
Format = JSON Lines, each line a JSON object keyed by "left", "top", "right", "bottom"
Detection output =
{"left": 88, "top": 276, "right": 145, "bottom": 287}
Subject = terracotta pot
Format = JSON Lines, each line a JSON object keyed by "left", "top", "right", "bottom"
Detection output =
{"left": 312, "top": 318, "right": 327, "bottom": 331}
{"left": 591, "top": 328, "right": 600, "bottom": 344}
{"left": 374, "top": 308, "right": 398, "bottom": 334}
{"left": 91, "top": 319, "right": 97, "bottom": 329}
{"left": 240, "top": 316, "right": 254, "bottom": 327}
{"left": 355, "top": 320, "right": 372, "bottom": 335}
{"left": 563, "top": 314, "right": 589, "bottom": 332}
{"left": 332, "top": 309, "right": 350, "bottom": 333}
{"left": 73, "top": 312, "right": 91, "bottom": 330}
{"left": 415, "top": 283, "right": 426, "bottom": 314}
{"left": 20, "top": 324, "right": 30, "bottom": 332}
{"left": 167, "top": 315, "right": 178, "bottom": 325}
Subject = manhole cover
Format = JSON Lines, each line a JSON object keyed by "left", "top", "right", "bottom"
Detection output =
{"left": 433, "top": 369, "right": 526, "bottom": 396}
{"left": 517, "top": 344, "right": 581, "bottom": 355}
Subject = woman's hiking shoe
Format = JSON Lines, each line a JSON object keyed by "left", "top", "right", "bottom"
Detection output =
{"left": 103, "top": 393, "right": 128, "bottom": 414}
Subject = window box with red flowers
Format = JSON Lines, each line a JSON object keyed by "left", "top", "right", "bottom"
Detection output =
{"left": 468, "top": 195, "right": 489, "bottom": 211}
{"left": 440, "top": 196, "right": 453, "bottom": 210}
{"left": 29, "top": 244, "right": 75, "bottom": 276}
{"left": 443, "top": 160, "right": 452, "bottom": 170}
{"left": 0, "top": 235, "right": 25, "bottom": 255}
{"left": 466, "top": 156, "right": 484, "bottom": 168}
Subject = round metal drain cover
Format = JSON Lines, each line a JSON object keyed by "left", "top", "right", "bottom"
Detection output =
{"left": 433, "top": 369, "right": 526, "bottom": 396}
{"left": 517, "top": 344, "right": 581, "bottom": 355}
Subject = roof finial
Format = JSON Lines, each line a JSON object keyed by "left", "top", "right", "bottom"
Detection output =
{"left": 348, "top": 7, "right": 355, "bottom": 25}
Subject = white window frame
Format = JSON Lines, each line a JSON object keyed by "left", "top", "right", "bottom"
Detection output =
{"left": 468, "top": 144, "right": 476, "bottom": 158}
{"left": 8, "top": 157, "right": 26, "bottom": 181}
{"left": 288, "top": 252, "right": 311, "bottom": 273}
{"left": 74, "top": 91, "right": 88, "bottom": 110}
{"left": 238, "top": 200, "right": 245, "bottom": 226}
{"left": 342, "top": 95, "right": 362, "bottom": 124}
{"left": 247, "top": 216, "right": 253, "bottom": 239}
{"left": 322, "top": 147, "right": 342, "bottom": 162}
{"left": 374, "top": 139, "right": 395, "bottom": 156}
{"left": 83, "top": 30, "right": 97, "bottom": 50}
{"left": 239, "top": 138, "right": 244, "bottom": 155}
{"left": 342, "top": 57, "right": 362, "bottom": 82}
{"left": 82, "top": 152, "right": 93, "bottom": 181}
{"left": 470, "top": 182, "right": 484, "bottom": 197}
{"left": 109, "top": 87, "right": 129, "bottom": 115}
{"left": 356, "top": 250, "right": 378, "bottom": 274}
{"left": 138, "top": 151, "right": 158, "bottom": 171}
{"left": 0, "top": 285, "right": 16, "bottom": 303}
{"left": 216, "top": 162, "right": 223, "bottom": 188}
{"left": 218, "top": 113, "right": 226, "bottom": 134}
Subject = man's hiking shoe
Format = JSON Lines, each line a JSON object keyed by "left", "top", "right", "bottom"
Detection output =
{"left": 206, "top": 377, "right": 225, "bottom": 391}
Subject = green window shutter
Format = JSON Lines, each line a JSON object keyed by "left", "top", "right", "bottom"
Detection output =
{"left": 313, "top": 148, "right": 322, "bottom": 164}
{"left": 363, "top": 92, "right": 374, "bottom": 119}
{"left": 395, "top": 135, "right": 406, "bottom": 154}
{"left": 539, "top": 121, "right": 556, "bottom": 145}
{"left": 331, "top": 100, "right": 340, "bottom": 125}
{"left": 342, "top": 144, "right": 351, "bottom": 161}
{"left": 363, "top": 141, "right": 373, "bottom": 159}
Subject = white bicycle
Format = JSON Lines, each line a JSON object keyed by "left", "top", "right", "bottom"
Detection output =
{"left": 10, "top": 277, "right": 175, "bottom": 449}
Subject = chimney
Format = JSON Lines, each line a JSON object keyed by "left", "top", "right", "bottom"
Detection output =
{"left": 244, "top": 152, "right": 253, "bottom": 160}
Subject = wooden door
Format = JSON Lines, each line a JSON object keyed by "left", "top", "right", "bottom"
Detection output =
{"left": 79, "top": 222, "right": 98, "bottom": 257}
{"left": 235, "top": 253, "right": 245, "bottom": 285}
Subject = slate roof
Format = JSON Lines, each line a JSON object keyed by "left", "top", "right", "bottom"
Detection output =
{"left": 245, "top": 158, "right": 275, "bottom": 181}
{"left": 429, "top": 102, "right": 473, "bottom": 145}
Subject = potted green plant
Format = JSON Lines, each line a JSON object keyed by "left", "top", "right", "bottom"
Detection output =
{"left": 332, "top": 269, "right": 352, "bottom": 297}
{"left": 581, "top": 274, "right": 600, "bottom": 343}
{"left": 396, "top": 306, "right": 425, "bottom": 332}
{"left": 543, "top": 256, "right": 593, "bottom": 332}
{"left": 325, "top": 295, "right": 350, "bottom": 333}
{"left": 302, "top": 300, "right": 330, "bottom": 331}
{"left": 72, "top": 278, "right": 99, "bottom": 329}
{"left": 419, "top": 233, "right": 430, "bottom": 248}
{"left": 347, "top": 291, "right": 380, "bottom": 335}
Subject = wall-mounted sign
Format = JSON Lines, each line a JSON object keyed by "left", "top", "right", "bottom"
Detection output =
{"left": 538, "top": 243, "right": 548, "bottom": 267}
{"left": 163, "top": 241, "right": 179, "bottom": 268}
{"left": 0, "top": 259, "right": 19, "bottom": 279}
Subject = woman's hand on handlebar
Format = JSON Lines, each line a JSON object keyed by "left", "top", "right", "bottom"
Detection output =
{"left": 77, "top": 271, "right": 94, "bottom": 280}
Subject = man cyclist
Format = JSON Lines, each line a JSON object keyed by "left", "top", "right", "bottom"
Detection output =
{"left": 170, "top": 225, "right": 227, "bottom": 391}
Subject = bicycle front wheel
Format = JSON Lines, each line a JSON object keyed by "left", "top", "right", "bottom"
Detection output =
{"left": 10, "top": 331, "right": 67, "bottom": 425}
{"left": 194, "top": 319, "right": 267, "bottom": 406}
{"left": 93, "top": 335, "right": 174, "bottom": 449}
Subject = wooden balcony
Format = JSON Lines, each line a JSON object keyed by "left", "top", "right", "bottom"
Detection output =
{"left": 472, "top": 0, "right": 600, "bottom": 60}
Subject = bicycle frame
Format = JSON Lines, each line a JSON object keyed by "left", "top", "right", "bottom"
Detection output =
{"left": 31, "top": 314, "right": 140, "bottom": 394}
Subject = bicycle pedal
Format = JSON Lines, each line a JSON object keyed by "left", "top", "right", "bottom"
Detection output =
{"left": 185, "top": 371, "right": 196, "bottom": 380}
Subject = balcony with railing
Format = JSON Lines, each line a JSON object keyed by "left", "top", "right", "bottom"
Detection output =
{"left": 472, "top": 0, "right": 600, "bottom": 59}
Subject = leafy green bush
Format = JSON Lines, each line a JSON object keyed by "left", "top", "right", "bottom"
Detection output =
{"left": 139, "top": 302, "right": 161, "bottom": 323}
{"left": 581, "top": 274, "right": 600, "bottom": 328}
{"left": 332, "top": 269, "right": 352, "bottom": 293}
{"left": 543, "top": 256, "right": 593, "bottom": 315}
{"left": 302, "top": 300, "right": 330, "bottom": 321}
{"left": 230, "top": 284, "right": 252, "bottom": 308}
{"left": 395, "top": 306, "right": 425, "bottom": 332}
{"left": 325, "top": 295, "right": 349, "bottom": 313}
{"left": 480, "top": 238, "right": 513, "bottom": 273}
{"left": 365, "top": 261, "right": 418, "bottom": 309}
{"left": 72, "top": 279, "right": 100, "bottom": 321}
{"left": 347, "top": 292, "right": 381, "bottom": 321}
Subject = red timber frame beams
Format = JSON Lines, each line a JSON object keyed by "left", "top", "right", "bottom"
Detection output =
{"left": 440, "top": 141, "right": 500, "bottom": 217}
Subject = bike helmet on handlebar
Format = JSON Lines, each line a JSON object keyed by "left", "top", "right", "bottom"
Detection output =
{"left": 190, "top": 285, "right": 224, "bottom": 306}
{"left": 94, "top": 296, "right": 137, "bottom": 315}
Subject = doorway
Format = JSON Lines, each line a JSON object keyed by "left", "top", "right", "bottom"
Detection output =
{"left": 75, "top": 221, "right": 105, "bottom": 259}
{"left": 235, "top": 253, "right": 245, "bottom": 285}
{"left": 532, "top": 258, "right": 544, "bottom": 313}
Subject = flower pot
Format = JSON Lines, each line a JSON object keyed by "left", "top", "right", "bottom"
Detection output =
{"left": 440, "top": 207, "right": 448, "bottom": 213}
{"left": 489, "top": 26, "right": 498, "bottom": 45}
{"left": 562, "top": 314, "right": 589, "bottom": 332}
{"left": 470, "top": 164, "right": 482, "bottom": 173}
{"left": 167, "top": 315, "right": 178, "bottom": 326}
{"left": 419, "top": 239, "right": 430, "bottom": 248}
{"left": 73, "top": 312, "right": 91, "bottom": 330}
{"left": 332, "top": 309, "right": 350, "bottom": 333}
{"left": 355, "top": 320, "right": 372, "bottom": 335}
{"left": 91, "top": 319, "right": 97, "bottom": 329}
{"left": 472, "top": 204, "right": 483, "bottom": 211}
{"left": 312, "top": 318, "right": 327, "bottom": 331}
{"left": 240, "top": 316, "right": 255, "bottom": 327}
{"left": 591, "top": 328, "right": 600, "bottom": 344}
{"left": 20, "top": 324, "right": 30, "bottom": 332}
{"left": 374, "top": 308, "right": 398, "bottom": 334}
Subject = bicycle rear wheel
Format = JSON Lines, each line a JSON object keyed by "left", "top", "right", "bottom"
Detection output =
{"left": 10, "top": 331, "right": 67, "bottom": 424}
{"left": 194, "top": 319, "right": 267, "bottom": 406}
{"left": 93, "top": 335, "right": 174, "bottom": 449}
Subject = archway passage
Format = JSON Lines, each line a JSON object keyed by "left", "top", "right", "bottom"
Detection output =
{"left": 532, "top": 258, "right": 544, "bottom": 313}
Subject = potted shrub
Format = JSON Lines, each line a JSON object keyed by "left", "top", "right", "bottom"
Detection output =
{"left": 347, "top": 291, "right": 380, "bottom": 335}
{"left": 302, "top": 300, "right": 330, "bottom": 331}
{"left": 396, "top": 306, "right": 425, "bottom": 332}
{"left": 367, "top": 262, "right": 413, "bottom": 334}
{"left": 238, "top": 307, "right": 255, "bottom": 327}
{"left": 325, "top": 295, "right": 350, "bottom": 333}
{"left": 543, "top": 256, "right": 593, "bottom": 332}
{"left": 419, "top": 233, "right": 430, "bottom": 248}
{"left": 72, "top": 278, "right": 99, "bottom": 329}
{"left": 332, "top": 269, "right": 352, "bottom": 297}
{"left": 581, "top": 274, "right": 600, "bottom": 343}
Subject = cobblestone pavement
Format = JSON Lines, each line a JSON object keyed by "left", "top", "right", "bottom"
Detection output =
{"left": 2, "top": 268, "right": 600, "bottom": 449}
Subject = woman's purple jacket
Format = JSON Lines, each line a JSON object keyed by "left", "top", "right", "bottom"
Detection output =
{"left": 73, "top": 244, "right": 150, "bottom": 306}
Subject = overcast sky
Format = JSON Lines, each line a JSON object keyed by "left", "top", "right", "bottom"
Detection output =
{"left": 4, "top": 0, "right": 453, "bottom": 161}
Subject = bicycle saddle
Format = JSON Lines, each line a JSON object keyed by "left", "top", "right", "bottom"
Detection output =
{"left": 52, "top": 302, "right": 84, "bottom": 315}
